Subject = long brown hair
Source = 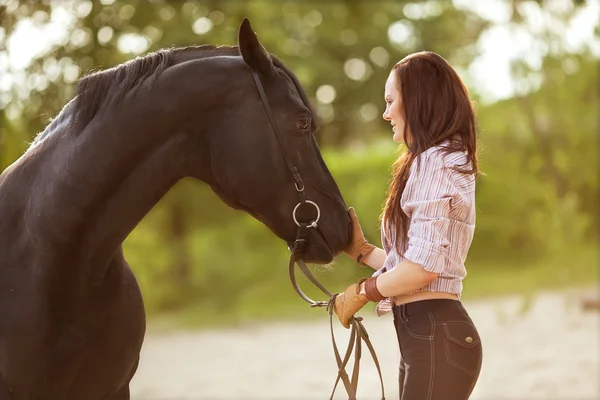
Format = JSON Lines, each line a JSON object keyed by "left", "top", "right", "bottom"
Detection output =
{"left": 382, "top": 51, "right": 479, "bottom": 253}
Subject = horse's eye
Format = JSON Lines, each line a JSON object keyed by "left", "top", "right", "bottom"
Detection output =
{"left": 296, "top": 117, "right": 310, "bottom": 131}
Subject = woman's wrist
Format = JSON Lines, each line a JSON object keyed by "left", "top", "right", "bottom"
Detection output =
{"left": 359, "top": 247, "right": 387, "bottom": 270}
{"left": 359, "top": 281, "right": 366, "bottom": 295}
{"left": 359, "top": 276, "right": 386, "bottom": 301}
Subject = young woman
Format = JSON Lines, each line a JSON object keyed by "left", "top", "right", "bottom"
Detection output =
{"left": 334, "top": 51, "right": 483, "bottom": 399}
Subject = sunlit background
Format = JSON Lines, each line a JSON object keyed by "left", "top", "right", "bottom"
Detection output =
{"left": 0, "top": 0, "right": 598, "bottom": 398}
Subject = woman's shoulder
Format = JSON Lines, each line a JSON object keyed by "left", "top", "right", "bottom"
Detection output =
{"left": 416, "top": 141, "right": 469, "bottom": 170}
{"left": 414, "top": 142, "right": 475, "bottom": 191}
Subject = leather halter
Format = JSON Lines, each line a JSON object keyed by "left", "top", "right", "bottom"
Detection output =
{"left": 251, "top": 71, "right": 385, "bottom": 400}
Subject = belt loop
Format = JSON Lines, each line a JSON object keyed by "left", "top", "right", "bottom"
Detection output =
{"left": 400, "top": 304, "right": 408, "bottom": 322}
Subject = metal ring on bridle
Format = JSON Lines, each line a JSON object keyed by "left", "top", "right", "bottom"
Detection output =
{"left": 292, "top": 200, "right": 320, "bottom": 229}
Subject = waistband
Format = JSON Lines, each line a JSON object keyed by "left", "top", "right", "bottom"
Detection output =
{"left": 392, "top": 299, "right": 466, "bottom": 319}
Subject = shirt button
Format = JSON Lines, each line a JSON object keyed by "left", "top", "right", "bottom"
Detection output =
{"left": 465, "top": 336, "right": 473, "bottom": 343}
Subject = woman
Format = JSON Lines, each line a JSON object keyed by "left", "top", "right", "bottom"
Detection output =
{"left": 334, "top": 51, "right": 483, "bottom": 399}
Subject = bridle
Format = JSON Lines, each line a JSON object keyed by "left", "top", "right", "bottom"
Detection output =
{"left": 251, "top": 71, "right": 386, "bottom": 400}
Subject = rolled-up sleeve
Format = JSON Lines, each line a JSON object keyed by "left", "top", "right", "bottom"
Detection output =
{"left": 402, "top": 152, "right": 460, "bottom": 273}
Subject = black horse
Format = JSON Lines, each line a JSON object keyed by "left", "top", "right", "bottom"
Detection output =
{"left": 0, "top": 19, "right": 351, "bottom": 399}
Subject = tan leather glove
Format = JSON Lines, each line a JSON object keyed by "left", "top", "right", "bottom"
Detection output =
{"left": 343, "top": 207, "right": 376, "bottom": 264}
{"left": 334, "top": 279, "right": 369, "bottom": 329}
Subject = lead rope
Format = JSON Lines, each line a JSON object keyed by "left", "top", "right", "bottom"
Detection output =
{"left": 289, "top": 225, "right": 385, "bottom": 400}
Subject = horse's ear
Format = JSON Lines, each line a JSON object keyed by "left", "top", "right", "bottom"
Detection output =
{"left": 238, "top": 18, "right": 274, "bottom": 77}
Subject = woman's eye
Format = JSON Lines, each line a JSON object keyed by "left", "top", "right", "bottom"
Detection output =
{"left": 296, "top": 118, "right": 310, "bottom": 131}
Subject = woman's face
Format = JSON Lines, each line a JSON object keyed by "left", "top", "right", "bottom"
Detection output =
{"left": 382, "top": 71, "right": 405, "bottom": 143}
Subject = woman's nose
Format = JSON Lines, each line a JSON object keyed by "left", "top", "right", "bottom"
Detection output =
{"left": 382, "top": 110, "right": 390, "bottom": 121}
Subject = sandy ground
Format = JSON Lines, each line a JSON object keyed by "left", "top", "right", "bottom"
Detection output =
{"left": 130, "top": 287, "right": 599, "bottom": 399}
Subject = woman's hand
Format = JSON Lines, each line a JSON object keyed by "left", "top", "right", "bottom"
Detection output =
{"left": 343, "top": 207, "right": 376, "bottom": 264}
{"left": 333, "top": 279, "right": 369, "bottom": 328}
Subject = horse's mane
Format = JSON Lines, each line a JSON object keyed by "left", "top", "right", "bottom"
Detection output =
{"left": 32, "top": 43, "right": 317, "bottom": 144}
{"left": 72, "top": 44, "right": 237, "bottom": 131}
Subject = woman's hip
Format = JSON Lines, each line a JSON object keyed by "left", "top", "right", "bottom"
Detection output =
{"left": 393, "top": 299, "right": 483, "bottom": 377}
{"left": 393, "top": 299, "right": 483, "bottom": 398}
{"left": 392, "top": 299, "right": 480, "bottom": 341}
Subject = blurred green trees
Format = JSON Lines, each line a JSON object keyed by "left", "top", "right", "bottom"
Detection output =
{"left": 0, "top": 0, "right": 597, "bottom": 320}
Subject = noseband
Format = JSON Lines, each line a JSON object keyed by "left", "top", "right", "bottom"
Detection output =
{"left": 251, "top": 71, "right": 385, "bottom": 400}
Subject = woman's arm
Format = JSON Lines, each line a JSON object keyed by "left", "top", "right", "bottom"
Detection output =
{"left": 360, "top": 259, "right": 437, "bottom": 297}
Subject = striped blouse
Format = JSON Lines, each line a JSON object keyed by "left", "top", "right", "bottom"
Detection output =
{"left": 373, "top": 143, "right": 476, "bottom": 315}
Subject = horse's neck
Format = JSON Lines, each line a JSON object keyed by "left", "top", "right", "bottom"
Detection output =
{"left": 16, "top": 130, "right": 184, "bottom": 261}
{"left": 14, "top": 57, "right": 235, "bottom": 272}
{"left": 84, "top": 133, "right": 188, "bottom": 279}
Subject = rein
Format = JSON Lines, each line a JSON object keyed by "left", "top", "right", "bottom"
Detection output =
{"left": 251, "top": 71, "right": 385, "bottom": 400}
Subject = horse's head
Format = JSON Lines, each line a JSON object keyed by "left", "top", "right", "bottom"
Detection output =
{"left": 184, "top": 19, "right": 351, "bottom": 263}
